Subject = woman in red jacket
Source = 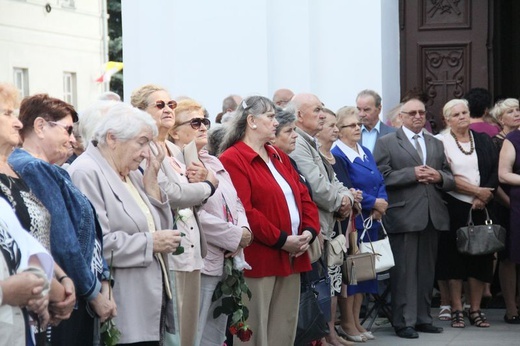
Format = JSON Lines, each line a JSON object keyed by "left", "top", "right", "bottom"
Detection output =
{"left": 219, "top": 96, "right": 320, "bottom": 346}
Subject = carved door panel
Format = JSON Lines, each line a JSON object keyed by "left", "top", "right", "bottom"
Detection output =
{"left": 400, "top": 0, "right": 490, "bottom": 133}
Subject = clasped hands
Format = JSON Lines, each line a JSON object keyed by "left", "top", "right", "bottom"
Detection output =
{"left": 283, "top": 230, "right": 313, "bottom": 258}
{"left": 415, "top": 165, "right": 441, "bottom": 184}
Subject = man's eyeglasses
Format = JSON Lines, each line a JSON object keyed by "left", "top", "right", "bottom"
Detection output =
{"left": 47, "top": 121, "right": 74, "bottom": 136}
{"left": 176, "top": 118, "right": 211, "bottom": 130}
{"left": 151, "top": 100, "right": 177, "bottom": 110}
{"left": 340, "top": 122, "right": 362, "bottom": 129}
{"left": 401, "top": 110, "right": 426, "bottom": 117}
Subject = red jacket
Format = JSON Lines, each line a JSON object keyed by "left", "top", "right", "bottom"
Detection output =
{"left": 220, "top": 142, "right": 320, "bottom": 278}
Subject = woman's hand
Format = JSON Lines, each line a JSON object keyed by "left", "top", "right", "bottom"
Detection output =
{"left": 143, "top": 142, "right": 165, "bottom": 201}
{"left": 152, "top": 229, "right": 182, "bottom": 254}
{"left": 89, "top": 284, "right": 117, "bottom": 323}
{"left": 1, "top": 272, "right": 46, "bottom": 307}
{"left": 350, "top": 188, "right": 363, "bottom": 203}
{"left": 373, "top": 198, "right": 388, "bottom": 214}
{"left": 238, "top": 227, "right": 253, "bottom": 248}
{"left": 282, "top": 231, "right": 312, "bottom": 257}
{"left": 471, "top": 198, "right": 486, "bottom": 210}
{"left": 49, "top": 276, "right": 76, "bottom": 325}
{"left": 186, "top": 162, "right": 208, "bottom": 183}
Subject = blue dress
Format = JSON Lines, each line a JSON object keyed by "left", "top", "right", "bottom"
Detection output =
{"left": 331, "top": 143, "right": 388, "bottom": 295}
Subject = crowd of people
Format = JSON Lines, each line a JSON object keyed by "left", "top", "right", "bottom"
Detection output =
{"left": 1, "top": 81, "right": 520, "bottom": 346}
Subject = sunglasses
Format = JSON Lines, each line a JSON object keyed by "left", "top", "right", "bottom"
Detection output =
{"left": 177, "top": 117, "right": 211, "bottom": 130}
{"left": 152, "top": 100, "right": 177, "bottom": 110}
{"left": 401, "top": 110, "right": 426, "bottom": 117}
{"left": 340, "top": 122, "right": 362, "bottom": 129}
{"left": 47, "top": 121, "right": 74, "bottom": 136}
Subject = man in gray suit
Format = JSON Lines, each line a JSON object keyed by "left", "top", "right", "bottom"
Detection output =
{"left": 357, "top": 89, "right": 396, "bottom": 152}
{"left": 374, "top": 98, "right": 455, "bottom": 339}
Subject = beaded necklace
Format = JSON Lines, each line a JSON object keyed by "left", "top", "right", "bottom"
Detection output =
{"left": 450, "top": 130, "right": 474, "bottom": 155}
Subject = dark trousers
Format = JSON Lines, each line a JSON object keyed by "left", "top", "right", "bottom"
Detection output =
{"left": 51, "top": 298, "right": 95, "bottom": 346}
{"left": 389, "top": 222, "right": 439, "bottom": 330}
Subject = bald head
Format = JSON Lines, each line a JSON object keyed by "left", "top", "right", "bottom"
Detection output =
{"left": 273, "top": 89, "right": 294, "bottom": 108}
{"left": 292, "top": 93, "right": 326, "bottom": 137}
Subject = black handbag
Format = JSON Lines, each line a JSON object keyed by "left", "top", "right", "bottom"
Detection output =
{"left": 295, "top": 260, "right": 330, "bottom": 346}
{"left": 456, "top": 207, "right": 506, "bottom": 255}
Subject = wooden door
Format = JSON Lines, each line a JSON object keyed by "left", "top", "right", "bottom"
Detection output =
{"left": 400, "top": 0, "right": 490, "bottom": 133}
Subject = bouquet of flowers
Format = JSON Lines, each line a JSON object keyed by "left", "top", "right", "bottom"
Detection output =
{"left": 212, "top": 256, "right": 253, "bottom": 342}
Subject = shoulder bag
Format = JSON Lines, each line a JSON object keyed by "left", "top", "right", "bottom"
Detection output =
{"left": 359, "top": 217, "right": 395, "bottom": 273}
{"left": 341, "top": 217, "right": 376, "bottom": 285}
{"left": 456, "top": 207, "right": 506, "bottom": 255}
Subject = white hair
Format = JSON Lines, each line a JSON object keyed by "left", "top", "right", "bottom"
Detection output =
{"left": 78, "top": 100, "right": 120, "bottom": 148}
{"left": 92, "top": 103, "right": 158, "bottom": 146}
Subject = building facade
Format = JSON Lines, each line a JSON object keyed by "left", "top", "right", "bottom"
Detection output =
{"left": 0, "top": 0, "right": 108, "bottom": 109}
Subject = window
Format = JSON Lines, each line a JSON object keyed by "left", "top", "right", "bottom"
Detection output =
{"left": 13, "top": 68, "right": 29, "bottom": 98}
{"left": 63, "top": 72, "right": 77, "bottom": 107}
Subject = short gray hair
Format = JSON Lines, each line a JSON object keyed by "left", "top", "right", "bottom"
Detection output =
{"left": 78, "top": 100, "right": 120, "bottom": 148}
{"left": 356, "top": 89, "right": 382, "bottom": 108}
{"left": 207, "top": 126, "right": 227, "bottom": 156}
{"left": 274, "top": 107, "right": 296, "bottom": 136}
{"left": 92, "top": 103, "right": 158, "bottom": 146}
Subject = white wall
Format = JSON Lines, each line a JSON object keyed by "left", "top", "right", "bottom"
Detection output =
{"left": 122, "top": 0, "right": 400, "bottom": 120}
{"left": 0, "top": 0, "right": 106, "bottom": 109}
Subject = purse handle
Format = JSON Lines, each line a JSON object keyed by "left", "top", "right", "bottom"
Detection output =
{"left": 466, "top": 207, "right": 493, "bottom": 226}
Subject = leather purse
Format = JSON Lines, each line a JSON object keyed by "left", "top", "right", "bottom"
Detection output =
{"left": 359, "top": 217, "right": 395, "bottom": 273}
{"left": 307, "top": 237, "right": 322, "bottom": 263}
{"left": 295, "top": 259, "right": 330, "bottom": 345}
{"left": 342, "top": 252, "right": 376, "bottom": 285}
{"left": 456, "top": 207, "right": 506, "bottom": 255}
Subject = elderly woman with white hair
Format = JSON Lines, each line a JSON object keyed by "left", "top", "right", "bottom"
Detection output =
{"left": 436, "top": 99, "right": 498, "bottom": 329}
{"left": 68, "top": 103, "right": 182, "bottom": 345}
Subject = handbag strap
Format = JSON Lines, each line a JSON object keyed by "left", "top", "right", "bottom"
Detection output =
{"left": 359, "top": 216, "right": 377, "bottom": 254}
{"left": 466, "top": 207, "right": 493, "bottom": 226}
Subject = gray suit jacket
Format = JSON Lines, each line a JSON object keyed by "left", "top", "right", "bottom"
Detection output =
{"left": 374, "top": 128, "right": 455, "bottom": 233}
{"left": 68, "top": 144, "right": 173, "bottom": 343}
{"left": 289, "top": 127, "right": 353, "bottom": 238}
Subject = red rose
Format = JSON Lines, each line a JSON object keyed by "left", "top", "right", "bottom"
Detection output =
{"left": 229, "top": 325, "right": 238, "bottom": 335}
{"left": 237, "top": 327, "right": 253, "bottom": 342}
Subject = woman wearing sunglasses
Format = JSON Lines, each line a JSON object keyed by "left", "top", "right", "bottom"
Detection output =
{"left": 9, "top": 94, "right": 117, "bottom": 345}
{"left": 169, "top": 99, "right": 253, "bottom": 345}
{"left": 131, "top": 84, "right": 219, "bottom": 346}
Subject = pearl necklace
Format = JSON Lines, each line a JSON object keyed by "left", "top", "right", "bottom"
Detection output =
{"left": 450, "top": 130, "right": 474, "bottom": 155}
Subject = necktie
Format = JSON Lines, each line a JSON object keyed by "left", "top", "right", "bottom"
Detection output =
{"left": 413, "top": 134, "right": 424, "bottom": 164}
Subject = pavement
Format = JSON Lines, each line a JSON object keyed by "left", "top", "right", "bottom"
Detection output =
{"left": 363, "top": 308, "right": 520, "bottom": 346}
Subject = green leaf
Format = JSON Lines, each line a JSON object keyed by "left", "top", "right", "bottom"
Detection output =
{"left": 243, "top": 306, "right": 249, "bottom": 320}
{"left": 246, "top": 287, "right": 252, "bottom": 300}
{"left": 225, "top": 275, "right": 237, "bottom": 286}
{"left": 221, "top": 284, "right": 232, "bottom": 295}
{"left": 212, "top": 282, "right": 223, "bottom": 302}
{"left": 232, "top": 309, "right": 243, "bottom": 324}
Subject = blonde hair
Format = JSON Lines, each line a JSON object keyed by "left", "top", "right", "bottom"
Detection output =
{"left": 336, "top": 106, "right": 358, "bottom": 127}
{"left": 130, "top": 84, "right": 166, "bottom": 110}
{"left": 490, "top": 98, "right": 519, "bottom": 123}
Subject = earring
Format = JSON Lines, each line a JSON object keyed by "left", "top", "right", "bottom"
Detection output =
{"left": 251, "top": 124, "right": 257, "bottom": 129}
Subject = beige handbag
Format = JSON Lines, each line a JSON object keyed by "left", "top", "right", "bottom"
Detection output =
{"left": 327, "top": 234, "right": 347, "bottom": 266}
{"left": 342, "top": 252, "right": 376, "bottom": 285}
{"left": 308, "top": 237, "right": 322, "bottom": 263}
